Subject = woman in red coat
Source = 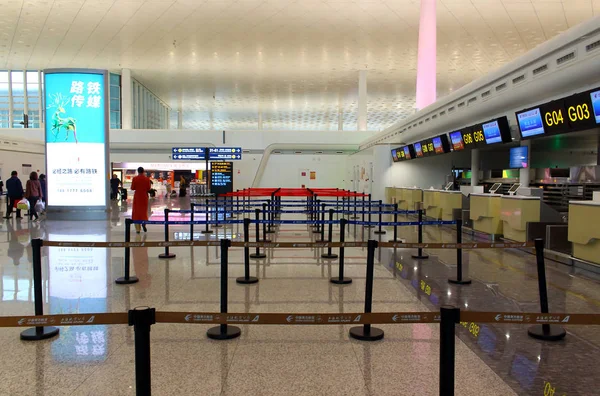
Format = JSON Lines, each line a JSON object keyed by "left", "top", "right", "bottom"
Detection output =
{"left": 131, "top": 167, "right": 151, "bottom": 233}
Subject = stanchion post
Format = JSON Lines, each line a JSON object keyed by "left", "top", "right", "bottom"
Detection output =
{"left": 352, "top": 192, "right": 358, "bottom": 219}
{"left": 330, "top": 219, "right": 352, "bottom": 284}
{"left": 439, "top": 306, "right": 460, "bottom": 396}
{"left": 266, "top": 200, "right": 275, "bottom": 234}
{"left": 317, "top": 203, "right": 327, "bottom": 242}
{"left": 312, "top": 199, "right": 321, "bottom": 232}
{"left": 237, "top": 218, "right": 258, "bottom": 284}
{"left": 190, "top": 202, "right": 195, "bottom": 241}
{"left": 412, "top": 204, "right": 429, "bottom": 259}
{"left": 321, "top": 208, "right": 338, "bottom": 259}
{"left": 116, "top": 219, "right": 139, "bottom": 285}
{"left": 208, "top": 239, "right": 242, "bottom": 340}
{"left": 158, "top": 208, "right": 176, "bottom": 259}
{"left": 202, "top": 198, "right": 213, "bottom": 234}
{"left": 129, "top": 307, "right": 155, "bottom": 396}
{"left": 260, "top": 203, "right": 272, "bottom": 242}
{"left": 390, "top": 203, "right": 400, "bottom": 243}
{"left": 448, "top": 219, "right": 470, "bottom": 284}
{"left": 250, "top": 209, "right": 267, "bottom": 259}
{"left": 214, "top": 196, "right": 222, "bottom": 228}
{"left": 20, "top": 238, "right": 60, "bottom": 341}
{"left": 374, "top": 200, "right": 386, "bottom": 235}
{"left": 527, "top": 238, "right": 566, "bottom": 341}
{"left": 349, "top": 240, "right": 384, "bottom": 341}
{"left": 364, "top": 194, "right": 374, "bottom": 228}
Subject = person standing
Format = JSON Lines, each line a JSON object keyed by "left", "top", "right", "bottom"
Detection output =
{"left": 179, "top": 175, "right": 187, "bottom": 197}
{"left": 110, "top": 174, "right": 122, "bottom": 201}
{"left": 131, "top": 167, "right": 151, "bottom": 234}
{"left": 25, "top": 171, "right": 43, "bottom": 222}
{"left": 4, "top": 171, "right": 23, "bottom": 219}
{"left": 39, "top": 174, "right": 47, "bottom": 204}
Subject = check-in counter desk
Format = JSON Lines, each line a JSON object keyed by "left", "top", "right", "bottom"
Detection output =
{"left": 402, "top": 188, "right": 423, "bottom": 211}
{"left": 568, "top": 201, "right": 600, "bottom": 265}
{"left": 423, "top": 190, "right": 442, "bottom": 219}
{"left": 470, "top": 194, "right": 503, "bottom": 235}
{"left": 439, "top": 191, "right": 463, "bottom": 221}
{"left": 385, "top": 187, "right": 396, "bottom": 205}
{"left": 500, "top": 196, "right": 541, "bottom": 242}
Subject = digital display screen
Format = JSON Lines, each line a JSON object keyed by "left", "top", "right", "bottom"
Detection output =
{"left": 482, "top": 120, "right": 502, "bottom": 144}
{"left": 391, "top": 149, "right": 399, "bottom": 162}
{"left": 509, "top": 146, "right": 528, "bottom": 168}
{"left": 516, "top": 108, "right": 545, "bottom": 138}
{"left": 449, "top": 131, "right": 464, "bottom": 151}
{"left": 591, "top": 89, "right": 600, "bottom": 124}
{"left": 564, "top": 91, "right": 596, "bottom": 130}
{"left": 414, "top": 142, "right": 423, "bottom": 158}
{"left": 421, "top": 139, "right": 435, "bottom": 156}
{"left": 210, "top": 161, "right": 233, "bottom": 196}
{"left": 403, "top": 145, "right": 413, "bottom": 160}
{"left": 44, "top": 71, "right": 108, "bottom": 207}
{"left": 432, "top": 137, "right": 443, "bottom": 153}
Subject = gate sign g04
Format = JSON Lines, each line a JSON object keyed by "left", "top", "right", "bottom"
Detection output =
{"left": 208, "top": 147, "right": 242, "bottom": 160}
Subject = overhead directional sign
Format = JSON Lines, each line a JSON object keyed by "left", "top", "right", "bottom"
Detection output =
{"left": 208, "top": 147, "right": 242, "bottom": 160}
{"left": 172, "top": 147, "right": 206, "bottom": 160}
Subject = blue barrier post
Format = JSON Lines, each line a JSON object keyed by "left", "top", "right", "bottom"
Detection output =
{"left": 260, "top": 203, "right": 272, "bottom": 242}
{"left": 374, "top": 200, "right": 386, "bottom": 235}
{"left": 159, "top": 209, "right": 176, "bottom": 259}
{"left": 448, "top": 219, "right": 470, "bottom": 284}
{"left": 116, "top": 219, "right": 139, "bottom": 285}
{"left": 321, "top": 208, "right": 338, "bottom": 259}
{"left": 250, "top": 209, "right": 267, "bottom": 259}
{"left": 312, "top": 199, "right": 322, "bottom": 233}
{"left": 364, "top": 194, "right": 374, "bottom": 229}
{"left": 266, "top": 199, "right": 275, "bottom": 234}
{"left": 237, "top": 218, "right": 259, "bottom": 284}
{"left": 202, "top": 198, "right": 213, "bottom": 234}
{"left": 412, "top": 206, "right": 429, "bottom": 259}
{"left": 330, "top": 218, "right": 352, "bottom": 284}
{"left": 316, "top": 203, "right": 327, "bottom": 242}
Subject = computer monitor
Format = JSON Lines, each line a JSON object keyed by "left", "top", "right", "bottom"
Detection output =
{"left": 508, "top": 183, "right": 521, "bottom": 195}
{"left": 489, "top": 183, "right": 502, "bottom": 194}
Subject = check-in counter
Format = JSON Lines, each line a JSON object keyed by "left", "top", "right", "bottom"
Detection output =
{"left": 568, "top": 201, "right": 600, "bottom": 265}
{"left": 402, "top": 188, "right": 423, "bottom": 211}
{"left": 423, "top": 189, "right": 442, "bottom": 219}
{"left": 500, "top": 196, "right": 541, "bottom": 242}
{"left": 385, "top": 187, "right": 396, "bottom": 205}
{"left": 439, "top": 191, "right": 463, "bottom": 221}
{"left": 470, "top": 194, "right": 503, "bottom": 235}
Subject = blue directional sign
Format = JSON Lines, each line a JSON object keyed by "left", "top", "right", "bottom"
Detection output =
{"left": 172, "top": 147, "right": 206, "bottom": 160}
{"left": 208, "top": 147, "right": 242, "bottom": 160}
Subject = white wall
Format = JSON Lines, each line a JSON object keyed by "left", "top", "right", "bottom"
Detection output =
{"left": 0, "top": 150, "right": 46, "bottom": 181}
{"left": 259, "top": 154, "right": 347, "bottom": 189}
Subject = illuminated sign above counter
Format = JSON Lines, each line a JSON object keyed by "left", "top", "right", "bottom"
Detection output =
{"left": 391, "top": 144, "right": 415, "bottom": 162}
{"left": 516, "top": 86, "right": 600, "bottom": 140}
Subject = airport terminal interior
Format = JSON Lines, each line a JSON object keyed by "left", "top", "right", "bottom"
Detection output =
{"left": 1, "top": 0, "right": 600, "bottom": 395}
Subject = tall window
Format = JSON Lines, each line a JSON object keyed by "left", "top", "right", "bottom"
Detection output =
{"left": 109, "top": 73, "right": 121, "bottom": 129}
{"left": 11, "top": 71, "right": 24, "bottom": 128}
{"left": 26, "top": 71, "right": 41, "bottom": 128}
{"left": 132, "top": 79, "right": 169, "bottom": 129}
{"left": 0, "top": 70, "right": 44, "bottom": 129}
{"left": 0, "top": 72, "right": 8, "bottom": 128}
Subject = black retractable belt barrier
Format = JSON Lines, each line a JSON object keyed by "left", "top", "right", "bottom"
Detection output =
{"left": 330, "top": 219, "right": 352, "bottom": 285}
{"left": 316, "top": 203, "right": 327, "bottom": 242}
{"left": 390, "top": 203, "right": 401, "bottom": 243}
{"left": 266, "top": 199, "right": 275, "bottom": 234}
{"left": 129, "top": 307, "right": 155, "bottom": 396}
{"left": 412, "top": 208, "right": 429, "bottom": 259}
{"left": 374, "top": 200, "right": 386, "bottom": 235}
{"left": 202, "top": 198, "right": 213, "bottom": 234}
{"left": 208, "top": 239, "right": 242, "bottom": 340}
{"left": 439, "top": 306, "right": 459, "bottom": 396}
{"left": 158, "top": 209, "right": 176, "bottom": 259}
{"left": 116, "top": 219, "right": 139, "bottom": 285}
{"left": 260, "top": 204, "right": 272, "bottom": 242}
{"left": 312, "top": 199, "right": 322, "bottom": 232}
{"left": 190, "top": 202, "right": 195, "bottom": 241}
{"left": 250, "top": 209, "right": 267, "bottom": 259}
{"left": 237, "top": 218, "right": 259, "bottom": 284}
{"left": 214, "top": 197, "right": 222, "bottom": 228}
{"left": 321, "top": 209, "right": 338, "bottom": 259}
{"left": 349, "top": 240, "right": 384, "bottom": 341}
{"left": 20, "top": 239, "right": 60, "bottom": 341}
{"left": 527, "top": 238, "right": 566, "bottom": 341}
{"left": 448, "top": 219, "right": 470, "bottom": 284}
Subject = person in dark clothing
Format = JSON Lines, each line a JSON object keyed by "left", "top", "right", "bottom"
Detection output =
{"left": 5, "top": 171, "right": 23, "bottom": 219}
{"left": 39, "top": 174, "right": 47, "bottom": 204}
{"left": 110, "top": 174, "right": 121, "bottom": 200}
{"left": 25, "top": 171, "right": 43, "bottom": 221}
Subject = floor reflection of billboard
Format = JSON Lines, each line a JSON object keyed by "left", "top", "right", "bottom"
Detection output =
{"left": 510, "top": 354, "right": 538, "bottom": 390}
{"left": 49, "top": 234, "right": 108, "bottom": 362}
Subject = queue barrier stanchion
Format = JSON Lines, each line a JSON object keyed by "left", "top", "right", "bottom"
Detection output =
{"left": 527, "top": 238, "right": 567, "bottom": 341}
{"left": 158, "top": 208, "right": 176, "bottom": 259}
{"left": 250, "top": 209, "right": 267, "bottom": 259}
{"left": 330, "top": 219, "right": 352, "bottom": 285}
{"left": 374, "top": 200, "right": 386, "bottom": 235}
{"left": 237, "top": 218, "right": 258, "bottom": 284}
{"left": 260, "top": 203, "right": 272, "bottom": 242}
{"left": 202, "top": 198, "right": 213, "bottom": 234}
{"left": 390, "top": 203, "right": 401, "bottom": 243}
{"left": 364, "top": 194, "right": 374, "bottom": 229}
{"left": 439, "top": 306, "right": 459, "bottom": 396}
{"left": 266, "top": 200, "right": 275, "bottom": 234}
{"left": 349, "top": 240, "right": 384, "bottom": 341}
{"left": 207, "top": 238, "right": 242, "bottom": 340}
{"left": 129, "top": 307, "right": 155, "bottom": 396}
{"left": 321, "top": 209, "right": 338, "bottom": 259}
{"left": 448, "top": 219, "right": 471, "bottom": 285}
{"left": 312, "top": 199, "right": 321, "bottom": 232}
{"left": 116, "top": 219, "right": 139, "bottom": 285}
{"left": 412, "top": 206, "right": 429, "bottom": 259}
{"left": 20, "top": 238, "right": 60, "bottom": 341}
{"left": 351, "top": 192, "right": 358, "bottom": 219}
{"left": 214, "top": 197, "right": 222, "bottom": 228}
{"left": 190, "top": 202, "right": 195, "bottom": 241}
{"left": 316, "top": 203, "right": 327, "bottom": 242}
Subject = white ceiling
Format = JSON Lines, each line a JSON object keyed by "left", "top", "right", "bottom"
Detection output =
{"left": 1, "top": 0, "right": 599, "bottom": 131}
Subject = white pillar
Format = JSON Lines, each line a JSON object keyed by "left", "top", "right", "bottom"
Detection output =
{"left": 338, "top": 107, "right": 343, "bottom": 131}
{"left": 23, "top": 71, "right": 28, "bottom": 124}
{"left": 121, "top": 69, "right": 133, "bottom": 129}
{"left": 416, "top": 0, "right": 437, "bottom": 110}
{"left": 38, "top": 71, "right": 43, "bottom": 129}
{"left": 471, "top": 149, "right": 480, "bottom": 186}
{"left": 258, "top": 110, "right": 263, "bottom": 130}
{"left": 177, "top": 110, "right": 183, "bottom": 129}
{"left": 519, "top": 140, "right": 531, "bottom": 187}
{"left": 358, "top": 70, "right": 367, "bottom": 131}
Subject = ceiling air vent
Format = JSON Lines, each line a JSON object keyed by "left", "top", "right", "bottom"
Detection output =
{"left": 336, "top": 151, "right": 343, "bottom": 154}
{"left": 413, "top": 123, "right": 417, "bottom": 127}
{"left": 425, "top": 117, "right": 430, "bottom": 122}
{"left": 440, "top": 110, "right": 446, "bottom": 116}
{"left": 316, "top": 151, "right": 323, "bottom": 154}
{"left": 448, "top": 106, "right": 455, "bottom": 112}
{"left": 532, "top": 64, "right": 548, "bottom": 75}
{"left": 496, "top": 82, "right": 507, "bottom": 91}
{"left": 481, "top": 90, "right": 491, "bottom": 98}
{"left": 467, "top": 97, "right": 477, "bottom": 104}
{"left": 556, "top": 52, "right": 575, "bottom": 65}
{"left": 294, "top": 151, "right": 302, "bottom": 154}
{"left": 457, "top": 102, "right": 465, "bottom": 108}
{"left": 273, "top": 150, "right": 281, "bottom": 154}
{"left": 432, "top": 114, "right": 437, "bottom": 119}
{"left": 418, "top": 121, "right": 423, "bottom": 125}
{"left": 586, "top": 40, "right": 600, "bottom": 53}
{"left": 512, "top": 74, "right": 525, "bottom": 84}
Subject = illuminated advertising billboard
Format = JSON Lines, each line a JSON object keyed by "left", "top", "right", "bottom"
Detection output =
{"left": 44, "top": 69, "right": 108, "bottom": 211}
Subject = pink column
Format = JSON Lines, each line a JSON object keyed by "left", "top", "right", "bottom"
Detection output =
{"left": 415, "top": 0, "right": 437, "bottom": 110}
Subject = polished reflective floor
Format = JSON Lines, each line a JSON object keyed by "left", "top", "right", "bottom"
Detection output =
{"left": 0, "top": 196, "right": 598, "bottom": 395}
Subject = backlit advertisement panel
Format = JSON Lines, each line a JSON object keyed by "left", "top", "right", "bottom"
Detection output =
{"left": 44, "top": 70, "right": 108, "bottom": 208}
